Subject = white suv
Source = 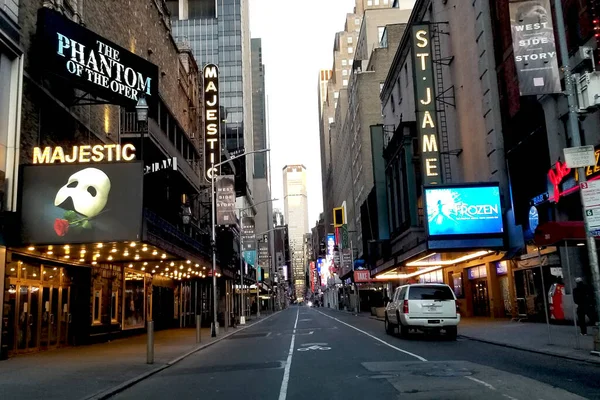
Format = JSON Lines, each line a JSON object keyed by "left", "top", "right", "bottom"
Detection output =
{"left": 384, "top": 283, "right": 460, "bottom": 340}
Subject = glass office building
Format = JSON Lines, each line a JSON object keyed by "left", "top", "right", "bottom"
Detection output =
{"left": 168, "top": 0, "right": 246, "bottom": 152}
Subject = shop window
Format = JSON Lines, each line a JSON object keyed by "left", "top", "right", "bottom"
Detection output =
{"left": 467, "top": 265, "right": 487, "bottom": 280}
{"left": 452, "top": 273, "right": 464, "bottom": 298}
{"left": 42, "top": 266, "right": 60, "bottom": 283}
{"left": 20, "top": 262, "right": 41, "bottom": 280}
{"left": 123, "top": 272, "right": 145, "bottom": 330}
{"left": 6, "top": 261, "right": 18, "bottom": 277}
{"left": 92, "top": 286, "right": 102, "bottom": 325}
{"left": 111, "top": 283, "right": 119, "bottom": 323}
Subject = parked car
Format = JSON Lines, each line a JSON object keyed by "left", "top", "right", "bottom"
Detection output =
{"left": 384, "top": 283, "right": 460, "bottom": 340}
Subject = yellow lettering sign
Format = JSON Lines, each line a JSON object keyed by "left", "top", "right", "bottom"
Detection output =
{"left": 32, "top": 144, "right": 137, "bottom": 164}
{"left": 425, "top": 158, "right": 439, "bottom": 176}
{"left": 416, "top": 53, "right": 429, "bottom": 71}
{"left": 423, "top": 134, "right": 438, "bottom": 153}
{"left": 422, "top": 111, "right": 435, "bottom": 129}
{"left": 420, "top": 87, "right": 432, "bottom": 105}
{"left": 416, "top": 30, "right": 428, "bottom": 47}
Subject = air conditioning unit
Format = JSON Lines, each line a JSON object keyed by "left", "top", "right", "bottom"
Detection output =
{"left": 576, "top": 71, "right": 600, "bottom": 111}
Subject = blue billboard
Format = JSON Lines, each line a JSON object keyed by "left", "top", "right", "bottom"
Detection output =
{"left": 425, "top": 185, "right": 503, "bottom": 236}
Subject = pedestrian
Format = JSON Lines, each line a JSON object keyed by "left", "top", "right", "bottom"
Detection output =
{"left": 573, "top": 277, "right": 596, "bottom": 335}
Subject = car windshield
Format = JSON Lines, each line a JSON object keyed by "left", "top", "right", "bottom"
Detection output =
{"left": 409, "top": 286, "right": 454, "bottom": 300}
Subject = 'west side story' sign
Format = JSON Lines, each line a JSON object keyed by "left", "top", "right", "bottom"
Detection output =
{"left": 411, "top": 24, "right": 442, "bottom": 185}
{"left": 203, "top": 64, "right": 221, "bottom": 182}
{"left": 37, "top": 8, "right": 159, "bottom": 107}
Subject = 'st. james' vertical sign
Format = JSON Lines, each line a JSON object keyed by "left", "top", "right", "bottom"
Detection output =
{"left": 411, "top": 24, "right": 442, "bottom": 185}
{"left": 204, "top": 64, "right": 221, "bottom": 182}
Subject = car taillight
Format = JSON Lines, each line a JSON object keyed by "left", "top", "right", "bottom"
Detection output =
{"left": 402, "top": 300, "right": 409, "bottom": 314}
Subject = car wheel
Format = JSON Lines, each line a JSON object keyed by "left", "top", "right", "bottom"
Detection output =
{"left": 385, "top": 315, "right": 395, "bottom": 335}
{"left": 446, "top": 326, "right": 457, "bottom": 341}
{"left": 397, "top": 311, "right": 409, "bottom": 338}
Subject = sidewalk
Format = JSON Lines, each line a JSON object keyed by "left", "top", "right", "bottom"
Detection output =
{"left": 459, "top": 318, "right": 600, "bottom": 364}
{"left": 0, "top": 313, "right": 275, "bottom": 400}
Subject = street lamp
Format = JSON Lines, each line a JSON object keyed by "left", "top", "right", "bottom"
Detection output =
{"left": 136, "top": 96, "right": 149, "bottom": 161}
{"left": 209, "top": 148, "right": 270, "bottom": 337}
{"left": 238, "top": 198, "right": 278, "bottom": 324}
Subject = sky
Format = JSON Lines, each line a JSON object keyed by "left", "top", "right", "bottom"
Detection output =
{"left": 248, "top": 0, "right": 356, "bottom": 227}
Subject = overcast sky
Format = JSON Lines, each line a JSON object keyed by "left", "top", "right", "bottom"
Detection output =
{"left": 249, "top": 0, "right": 356, "bottom": 227}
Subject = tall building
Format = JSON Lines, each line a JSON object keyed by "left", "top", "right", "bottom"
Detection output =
{"left": 318, "top": 69, "right": 332, "bottom": 115}
{"left": 273, "top": 208, "right": 285, "bottom": 227}
{"left": 168, "top": 0, "right": 255, "bottom": 197}
{"left": 283, "top": 165, "right": 309, "bottom": 299}
{"left": 250, "top": 38, "right": 272, "bottom": 246}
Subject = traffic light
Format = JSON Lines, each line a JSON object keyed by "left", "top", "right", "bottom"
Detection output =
{"left": 333, "top": 206, "right": 344, "bottom": 227}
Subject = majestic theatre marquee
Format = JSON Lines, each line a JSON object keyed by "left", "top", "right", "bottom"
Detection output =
{"left": 33, "top": 144, "right": 136, "bottom": 164}
{"left": 203, "top": 63, "right": 221, "bottom": 182}
{"left": 410, "top": 24, "right": 442, "bottom": 186}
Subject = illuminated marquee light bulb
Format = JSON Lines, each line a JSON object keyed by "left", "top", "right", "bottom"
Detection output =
{"left": 130, "top": 242, "right": 136, "bottom": 247}
{"left": 128, "top": 264, "right": 133, "bottom": 268}
{"left": 97, "top": 243, "right": 103, "bottom": 248}
{"left": 186, "top": 260, "right": 191, "bottom": 264}
{"left": 134, "top": 255, "right": 140, "bottom": 260}
{"left": 161, "top": 254, "right": 166, "bottom": 259}
{"left": 152, "top": 250, "right": 158, "bottom": 256}
{"left": 142, "top": 246, "right": 148, "bottom": 252}
{"left": 170, "top": 262, "right": 175, "bottom": 267}
{"left": 107, "top": 256, "right": 113, "bottom": 261}
{"left": 28, "top": 246, "right": 35, "bottom": 251}
{"left": 180, "top": 265, "right": 184, "bottom": 270}
{"left": 111, "top": 248, "right": 117, "bottom": 253}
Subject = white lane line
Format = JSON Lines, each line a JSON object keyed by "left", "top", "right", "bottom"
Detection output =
{"left": 465, "top": 376, "right": 496, "bottom": 390}
{"left": 315, "top": 310, "right": 427, "bottom": 362}
{"left": 278, "top": 308, "right": 299, "bottom": 400}
{"left": 502, "top": 394, "right": 519, "bottom": 400}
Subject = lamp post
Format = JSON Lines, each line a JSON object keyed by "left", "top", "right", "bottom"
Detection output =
{"left": 135, "top": 96, "right": 149, "bottom": 161}
{"left": 238, "top": 198, "right": 278, "bottom": 324}
{"left": 209, "top": 148, "right": 270, "bottom": 337}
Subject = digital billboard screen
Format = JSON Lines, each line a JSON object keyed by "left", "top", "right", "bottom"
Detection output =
{"left": 20, "top": 162, "right": 144, "bottom": 245}
{"left": 424, "top": 184, "right": 503, "bottom": 237}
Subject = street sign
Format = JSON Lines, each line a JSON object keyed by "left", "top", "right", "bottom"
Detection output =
{"left": 585, "top": 208, "right": 600, "bottom": 237}
{"left": 564, "top": 146, "right": 596, "bottom": 169}
{"left": 581, "top": 180, "right": 600, "bottom": 208}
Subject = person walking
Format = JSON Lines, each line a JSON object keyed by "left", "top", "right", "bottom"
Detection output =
{"left": 573, "top": 278, "right": 596, "bottom": 335}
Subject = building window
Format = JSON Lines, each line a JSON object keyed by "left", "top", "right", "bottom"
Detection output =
{"left": 375, "top": 0, "right": 380, "bottom": 5}
{"left": 384, "top": 0, "right": 389, "bottom": 4}
{"left": 367, "top": 0, "right": 373, "bottom": 5}
{"left": 328, "top": 117, "right": 334, "bottom": 124}
{"left": 93, "top": 286, "right": 102, "bottom": 325}
{"left": 348, "top": 47, "right": 353, "bottom": 54}
{"left": 342, "top": 70, "right": 348, "bottom": 76}
{"left": 343, "top": 80, "right": 348, "bottom": 86}
{"left": 347, "top": 37, "right": 353, "bottom": 44}
{"left": 355, "top": 18, "right": 360, "bottom": 25}
{"left": 334, "top": 91, "right": 339, "bottom": 99}
{"left": 378, "top": 26, "right": 386, "bottom": 44}
{"left": 380, "top": 82, "right": 384, "bottom": 93}
{"left": 342, "top": 59, "right": 347, "bottom": 66}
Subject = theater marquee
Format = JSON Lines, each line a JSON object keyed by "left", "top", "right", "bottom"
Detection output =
{"left": 411, "top": 24, "right": 442, "bottom": 186}
{"left": 204, "top": 63, "right": 221, "bottom": 181}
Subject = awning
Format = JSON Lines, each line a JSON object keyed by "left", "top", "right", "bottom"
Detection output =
{"left": 534, "top": 221, "right": 586, "bottom": 246}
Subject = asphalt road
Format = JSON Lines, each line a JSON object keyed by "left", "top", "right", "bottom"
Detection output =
{"left": 112, "top": 306, "right": 600, "bottom": 400}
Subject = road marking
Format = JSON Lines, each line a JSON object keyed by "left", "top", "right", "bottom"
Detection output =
{"left": 278, "top": 308, "right": 299, "bottom": 400}
{"left": 465, "top": 376, "right": 496, "bottom": 390}
{"left": 502, "top": 394, "right": 519, "bottom": 400}
{"left": 297, "top": 344, "right": 331, "bottom": 351}
{"left": 316, "top": 310, "right": 427, "bottom": 362}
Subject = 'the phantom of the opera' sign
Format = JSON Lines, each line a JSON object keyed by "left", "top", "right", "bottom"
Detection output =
{"left": 509, "top": 0, "right": 561, "bottom": 95}
{"left": 204, "top": 64, "right": 221, "bottom": 182}
{"left": 33, "top": 144, "right": 136, "bottom": 164}
{"left": 37, "top": 8, "right": 159, "bottom": 107}
{"left": 410, "top": 24, "right": 442, "bottom": 185}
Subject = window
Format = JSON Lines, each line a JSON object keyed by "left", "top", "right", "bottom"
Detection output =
{"left": 384, "top": 0, "right": 389, "bottom": 4}
{"left": 408, "top": 285, "right": 454, "bottom": 300}
{"left": 334, "top": 91, "right": 339, "bottom": 99}
{"left": 342, "top": 59, "right": 347, "bottom": 66}
{"left": 93, "top": 286, "right": 102, "bottom": 325}
{"left": 347, "top": 37, "right": 353, "bottom": 44}
{"left": 375, "top": 0, "right": 380, "bottom": 5}
{"left": 348, "top": 47, "right": 353, "bottom": 54}
{"left": 380, "top": 82, "right": 384, "bottom": 93}
{"left": 342, "top": 70, "right": 348, "bottom": 76}
{"left": 343, "top": 80, "right": 348, "bottom": 86}
{"left": 367, "top": 0, "right": 373, "bottom": 5}
{"left": 378, "top": 27, "right": 386, "bottom": 43}
{"left": 355, "top": 18, "right": 360, "bottom": 25}
{"left": 328, "top": 117, "right": 334, "bottom": 124}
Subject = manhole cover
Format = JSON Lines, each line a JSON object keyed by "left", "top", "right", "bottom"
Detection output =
{"left": 414, "top": 369, "right": 473, "bottom": 377}
{"left": 229, "top": 332, "right": 269, "bottom": 339}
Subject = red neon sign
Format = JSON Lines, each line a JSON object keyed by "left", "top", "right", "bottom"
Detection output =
{"left": 548, "top": 161, "right": 571, "bottom": 202}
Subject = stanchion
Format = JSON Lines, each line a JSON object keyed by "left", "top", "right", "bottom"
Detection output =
{"left": 146, "top": 320, "right": 154, "bottom": 364}
{"left": 196, "top": 315, "right": 202, "bottom": 343}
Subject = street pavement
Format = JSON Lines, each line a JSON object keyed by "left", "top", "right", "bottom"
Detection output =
{"left": 111, "top": 305, "right": 600, "bottom": 400}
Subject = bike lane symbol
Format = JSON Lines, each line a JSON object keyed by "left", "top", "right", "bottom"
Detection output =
{"left": 297, "top": 343, "right": 331, "bottom": 351}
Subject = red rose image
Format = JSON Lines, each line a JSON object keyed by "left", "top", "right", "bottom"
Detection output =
{"left": 54, "top": 218, "right": 69, "bottom": 236}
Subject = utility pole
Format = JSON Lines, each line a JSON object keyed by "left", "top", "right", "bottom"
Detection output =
{"left": 554, "top": 0, "right": 600, "bottom": 352}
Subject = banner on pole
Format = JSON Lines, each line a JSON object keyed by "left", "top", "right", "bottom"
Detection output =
{"left": 241, "top": 216, "right": 256, "bottom": 250}
{"left": 509, "top": 0, "right": 561, "bottom": 96}
{"left": 215, "top": 175, "right": 236, "bottom": 225}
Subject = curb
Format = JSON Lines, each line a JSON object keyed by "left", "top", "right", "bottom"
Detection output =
{"left": 460, "top": 335, "right": 600, "bottom": 366}
{"left": 82, "top": 312, "right": 280, "bottom": 400}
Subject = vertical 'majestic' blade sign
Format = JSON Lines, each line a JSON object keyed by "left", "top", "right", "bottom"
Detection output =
{"left": 204, "top": 64, "right": 221, "bottom": 182}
